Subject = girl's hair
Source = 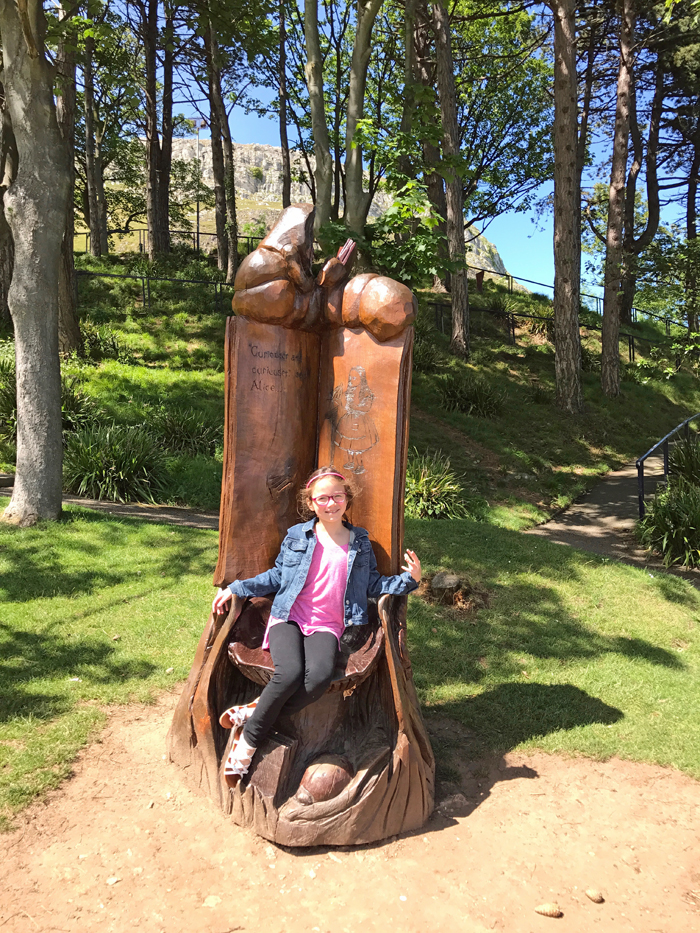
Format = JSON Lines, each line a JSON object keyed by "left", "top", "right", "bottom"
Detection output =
{"left": 298, "top": 466, "right": 358, "bottom": 518}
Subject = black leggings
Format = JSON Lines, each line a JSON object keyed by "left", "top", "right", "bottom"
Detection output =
{"left": 242, "top": 620, "right": 339, "bottom": 748}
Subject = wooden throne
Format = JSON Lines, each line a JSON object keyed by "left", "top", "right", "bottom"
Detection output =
{"left": 167, "top": 204, "right": 434, "bottom": 846}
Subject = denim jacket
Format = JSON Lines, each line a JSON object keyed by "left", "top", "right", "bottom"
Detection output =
{"left": 226, "top": 518, "right": 418, "bottom": 627}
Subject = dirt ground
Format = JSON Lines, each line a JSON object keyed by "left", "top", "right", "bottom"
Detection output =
{"left": 1, "top": 692, "right": 699, "bottom": 933}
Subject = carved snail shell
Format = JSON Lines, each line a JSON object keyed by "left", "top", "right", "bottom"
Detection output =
{"left": 534, "top": 903, "right": 563, "bottom": 918}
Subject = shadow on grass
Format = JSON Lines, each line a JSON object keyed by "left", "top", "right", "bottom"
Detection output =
{"left": 0, "top": 507, "right": 216, "bottom": 604}
{"left": 0, "top": 621, "right": 156, "bottom": 724}
{"left": 421, "top": 684, "right": 623, "bottom": 828}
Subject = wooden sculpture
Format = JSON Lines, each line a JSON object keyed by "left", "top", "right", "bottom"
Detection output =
{"left": 167, "top": 204, "right": 435, "bottom": 846}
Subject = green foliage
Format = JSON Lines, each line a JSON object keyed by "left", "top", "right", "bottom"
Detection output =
{"left": 436, "top": 370, "right": 504, "bottom": 418}
{"left": 248, "top": 166, "right": 264, "bottom": 182}
{"left": 0, "top": 364, "right": 101, "bottom": 441}
{"left": 365, "top": 182, "right": 449, "bottom": 288}
{"left": 241, "top": 214, "right": 270, "bottom": 239}
{"left": 638, "top": 477, "right": 700, "bottom": 567}
{"left": 404, "top": 448, "right": 471, "bottom": 519}
{"left": 59, "top": 377, "right": 103, "bottom": 433}
{"left": 412, "top": 310, "right": 443, "bottom": 374}
{"left": 80, "top": 320, "right": 135, "bottom": 364}
{"left": 669, "top": 435, "right": 700, "bottom": 485}
{"left": 580, "top": 345, "right": 601, "bottom": 373}
{"left": 149, "top": 405, "right": 221, "bottom": 457}
{"left": 63, "top": 424, "right": 168, "bottom": 503}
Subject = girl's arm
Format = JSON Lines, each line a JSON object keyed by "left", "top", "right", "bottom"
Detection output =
{"left": 366, "top": 546, "right": 421, "bottom": 598}
{"left": 212, "top": 545, "right": 285, "bottom": 615}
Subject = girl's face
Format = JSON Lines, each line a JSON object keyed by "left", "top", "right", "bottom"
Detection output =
{"left": 309, "top": 476, "right": 347, "bottom": 525}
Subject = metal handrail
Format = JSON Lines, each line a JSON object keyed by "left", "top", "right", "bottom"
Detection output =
{"left": 636, "top": 413, "right": 700, "bottom": 518}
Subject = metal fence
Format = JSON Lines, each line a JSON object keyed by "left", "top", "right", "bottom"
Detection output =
{"left": 75, "top": 268, "right": 236, "bottom": 314}
{"left": 636, "top": 413, "right": 700, "bottom": 518}
{"left": 465, "top": 262, "right": 684, "bottom": 337}
{"left": 75, "top": 228, "right": 263, "bottom": 257}
{"left": 426, "top": 297, "right": 665, "bottom": 365}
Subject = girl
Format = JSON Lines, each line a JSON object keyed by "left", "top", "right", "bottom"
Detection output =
{"left": 211, "top": 466, "right": 421, "bottom": 787}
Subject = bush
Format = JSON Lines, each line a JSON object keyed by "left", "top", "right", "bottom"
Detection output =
{"left": 412, "top": 312, "right": 441, "bottom": 374}
{"left": 149, "top": 405, "right": 222, "bottom": 456}
{"left": 638, "top": 477, "right": 700, "bottom": 567}
{"left": 669, "top": 436, "right": 700, "bottom": 485}
{"left": 436, "top": 370, "right": 503, "bottom": 418}
{"left": 0, "top": 369, "right": 101, "bottom": 441}
{"left": 80, "top": 320, "right": 135, "bottom": 364}
{"left": 580, "top": 345, "right": 601, "bottom": 373}
{"left": 64, "top": 423, "right": 168, "bottom": 503}
{"left": 404, "top": 449, "right": 471, "bottom": 519}
{"left": 527, "top": 303, "right": 554, "bottom": 342}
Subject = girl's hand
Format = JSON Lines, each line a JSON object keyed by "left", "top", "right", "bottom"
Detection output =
{"left": 402, "top": 549, "right": 422, "bottom": 583}
{"left": 212, "top": 587, "right": 232, "bottom": 616}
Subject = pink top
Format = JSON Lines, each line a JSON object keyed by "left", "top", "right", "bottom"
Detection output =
{"left": 263, "top": 536, "right": 348, "bottom": 650}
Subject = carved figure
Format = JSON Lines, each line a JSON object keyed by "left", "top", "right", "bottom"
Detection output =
{"left": 332, "top": 367, "right": 379, "bottom": 474}
{"left": 167, "top": 204, "right": 434, "bottom": 847}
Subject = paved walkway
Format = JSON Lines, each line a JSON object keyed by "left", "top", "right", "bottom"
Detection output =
{"left": 0, "top": 474, "right": 219, "bottom": 530}
{"left": 523, "top": 455, "right": 698, "bottom": 578}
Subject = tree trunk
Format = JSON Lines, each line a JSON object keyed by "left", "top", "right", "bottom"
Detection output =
{"left": 279, "top": 0, "right": 291, "bottom": 209}
{"left": 94, "top": 133, "right": 109, "bottom": 254}
{"left": 84, "top": 34, "right": 102, "bottom": 258}
{"left": 207, "top": 26, "right": 238, "bottom": 282}
{"left": 344, "top": 0, "right": 383, "bottom": 236}
{"left": 601, "top": 0, "right": 634, "bottom": 399}
{"left": 550, "top": 0, "right": 582, "bottom": 412}
{"left": 415, "top": 16, "right": 448, "bottom": 288}
{"left": 155, "top": 8, "right": 174, "bottom": 253}
{"left": 0, "top": 80, "right": 17, "bottom": 328}
{"left": 305, "top": 0, "right": 332, "bottom": 236}
{"left": 206, "top": 21, "right": 228, "bottom": 272}
{"left": 0, "top": 0, "right": 70, "bottom": 524}
{"left": 56, "top": 12, "right": 82, "bottom": 354}
{"left": 432, "top": 1, "right": 469, "bottom": 356}
{"left": 140, "top": 0, "right": 167, "bottom": 258}
{"left": 685, "top": 129, "right": 700, "bottom": 331}
{"left": 619, "top": 54, "right": 664, "bottom": 325}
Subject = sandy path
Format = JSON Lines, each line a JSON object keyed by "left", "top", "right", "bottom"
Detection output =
{"left": 1, "top": 691, "right": 699, "bottom": 933}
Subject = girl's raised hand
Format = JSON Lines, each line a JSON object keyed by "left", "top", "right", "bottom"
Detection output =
{"left": 212, "top": 587, "right": 232, "bottom": 616}
{"left": 402, "top": 549, "right": 422, "bottom": 583}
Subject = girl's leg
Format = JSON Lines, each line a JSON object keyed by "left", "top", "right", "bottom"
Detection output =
{"left": 242, "top": 621, "right": 305, "bottom": 748}
{"left": 281, "top": 630, "right": 339, "bottom": 714}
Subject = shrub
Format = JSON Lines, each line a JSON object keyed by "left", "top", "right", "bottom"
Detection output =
{"left": 149, "top": 405, "right": 222, "bottom": 456}
{"left": 669, "top": 436, "right": 700, "bottom": 485}
{"left": 412, "top": 312, "right": 441, "bottom": 374}
{"left": 528, "top": 304, "right": 554, "bottom": 342}
{"left": 404, "top": 449, "right": 471, "bottom": 519}
{"left": 0, "top": 370, "right": 101, "bottom": 441}
{"left": 64, "top": 423, "right": 168, "bottom": 503}
{"left": 80, "top": 320, "right": 135, "bottom": 364}
{"left": 638, "top": 477, "right": 700, "bottom": 567}
{"left": 580, "top": 345, "right": 601, "bottom": 373}
{"left": 60, "top": 376, "right": 103, "bottom": 432}
{"left": 436, "top": 370, "right": 503, "bottom": 418}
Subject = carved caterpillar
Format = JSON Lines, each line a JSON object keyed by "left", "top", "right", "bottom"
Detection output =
{"left": 232, "top": 203, "right": 417, "bottom": 342}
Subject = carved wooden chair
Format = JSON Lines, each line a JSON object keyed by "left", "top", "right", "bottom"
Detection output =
{"left": 167, "top": 204, "right": 434, "bottom": 846}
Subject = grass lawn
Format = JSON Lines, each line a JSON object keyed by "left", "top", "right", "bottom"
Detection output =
{"left": 2, "top": 497, "right": 698, "bottom": 830}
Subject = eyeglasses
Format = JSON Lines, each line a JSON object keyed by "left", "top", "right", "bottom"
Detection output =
{"left": 312, "top": 493, "right": 347, "bottom": 505}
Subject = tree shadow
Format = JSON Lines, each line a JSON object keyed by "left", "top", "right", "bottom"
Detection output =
{"left": 0, "top": 507, "right": 217, "bottom": 604}
{"left": 419, "top": 684, "right": 623, "bottom": 828}
{"left": 0, "top": 621, "right": 156, "bottom": 724}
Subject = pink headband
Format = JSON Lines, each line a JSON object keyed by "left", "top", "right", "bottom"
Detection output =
{"left": 306, "top": 471, "right": 346, "bottom": 488}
